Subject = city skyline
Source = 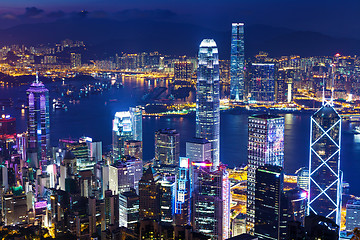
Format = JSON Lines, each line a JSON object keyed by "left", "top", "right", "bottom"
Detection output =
{"left": 0, "top": 1, "right": 359, "bottom": 238}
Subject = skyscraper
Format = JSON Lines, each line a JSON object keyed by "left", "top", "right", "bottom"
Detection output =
{"left": 196, "top": 39, "right": 220, "bottom": 168}
{"left": 154, "top": 129, "right": 180, "bottom": 166}
{"left": 186, "top": 137, "right": 212, "bottom": 163}
{"left": 70, "top": 53, "right": 81, "bottom": 68}
{"left": 112, "top": 107, "right": 142, "bottom": 160}
{"left": 246, "top": 114, "right": 284, "bottom": 235}
{"left": 27, "top": 73, "right": 50, "bottom": 168}
{"left": 192, "top": 164, "right": 230, "bottom": 240}
{"left": 254, "top": 165, "right": 284, "bottom": 240}
{"left": 174, "top": 61, "right": 193, "bottom": 82}
{"left": 308, "top": 104, "right": 342, "bottom": 225}
{"left": 230, "top": 23, "right": 245, "bottom": 101}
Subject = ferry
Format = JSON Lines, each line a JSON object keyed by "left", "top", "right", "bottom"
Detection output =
{"left": 353, "top": 126, "right": 360, "bottom": 134}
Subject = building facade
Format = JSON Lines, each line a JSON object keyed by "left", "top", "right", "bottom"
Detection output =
{"left": 154, "top": 129, "right": 180, "bottom": 166}
{"left": 27, "top": 74, "right": 50, "bottom": 168}
{"left": 230, "top": 23, "right": 245, "bottom": 101}
{"left": 308, "top": 104, "right": 342, "bottom": 225}
{"left": 246, "top": 114, "right": 285, "bottom": 235}
{"left": 196, "top": 39, "right": 220, "bottom": 168}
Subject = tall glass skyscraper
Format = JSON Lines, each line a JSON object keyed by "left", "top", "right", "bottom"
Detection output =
{"left": 308, "top": 104, "right": 342, "bottom": 225}
{"left": 112, "top": 107, "right": 142, "bottom": 160}
{"left": 230, "top": 23, "right": 245, "bottom": 101}
{"left": 196, "top": 39, "right": 220, "bottom": 168}
{"left": 27, "top": 73, "right": 50, "bottom": 168}
{"left": 246, "top": 114, "right": 284, "bottom": 235}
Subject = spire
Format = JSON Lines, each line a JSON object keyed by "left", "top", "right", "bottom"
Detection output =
{"left": 35, "top": 71, "right": 39, "bottom": 83}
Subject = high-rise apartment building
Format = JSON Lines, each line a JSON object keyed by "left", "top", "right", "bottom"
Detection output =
{"left": 124, "top": 140, "right": 142, "bottom": 160}
{"left": 70, "top": 53, "right": 81, "bottom": 68}
{"left": 308, "top": 104, "right": 342, "bottom": 225}
{"left": 174, "top": 61, "right": 193, "bottom": 82}
{"left": 196, "top": 39, "right": 220, "bottom": 168}
{"left": 249, "top": 63, "right": 276, "bottom": 102}
{"left": 230, "top": 23, "right": 245, "bottom": 101}
{"left": 27, "top": 74, "right": 50, "bottom": 168}
{"left": 246, "top": 114, "right": 284, "bottom": 235}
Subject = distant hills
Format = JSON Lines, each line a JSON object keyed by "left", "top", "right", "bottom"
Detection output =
{"left": 0, "top": 18, "right": 359, "bottom": 59}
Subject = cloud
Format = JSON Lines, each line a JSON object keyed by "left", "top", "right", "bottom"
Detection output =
{"left": 23, "top": 7, "right": 44, "bottom": 18}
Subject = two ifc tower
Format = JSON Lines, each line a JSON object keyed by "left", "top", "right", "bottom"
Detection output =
{"left": 197, "top": 23, "right": 342, "bottom": 227}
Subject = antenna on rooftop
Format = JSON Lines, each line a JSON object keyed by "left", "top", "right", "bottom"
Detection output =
{"left": 35, "top": 71, "right": 39, "bottom": 83}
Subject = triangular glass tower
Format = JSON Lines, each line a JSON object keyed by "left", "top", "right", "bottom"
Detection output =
{"left": 308, "top": 101, "right": 342, "bottom": 225}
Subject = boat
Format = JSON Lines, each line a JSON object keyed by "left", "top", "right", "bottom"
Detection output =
{"left": 353, "top": 126, "right": 360, "bottom": 134}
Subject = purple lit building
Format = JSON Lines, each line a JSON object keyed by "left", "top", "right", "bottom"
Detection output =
{"left": 26, "top": 74, "right": 50, "bottom": 168}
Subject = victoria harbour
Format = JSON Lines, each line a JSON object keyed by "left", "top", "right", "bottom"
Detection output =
{"left": 1, "top": 76, "right": 359, "bottom": 196}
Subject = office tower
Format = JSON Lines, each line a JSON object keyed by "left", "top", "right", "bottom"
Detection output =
{"left": 27, "top": 74, "right": 50, "bottom": 168}
{"left": 249, "top": 63, "right": 276, "bottom": 102}
{"left": 158, "top": 179, "right": 176, "bottom": 223}
{"left": 174, "top": 61, "right": 193, "bottom": 82}
{"left": 192, "top": 165, "right": 230, "bottom": 240}
{"left": 0, "top": 115, "right": 16, "bottom": 137}
{"left": 308, "top": 104, "right": 342, "bottom": 225}
{"left": 103, "top": 190, "right": 119, "bottom": 229}
{"left": 284, "top": 187, "right": 307, "bottom": 226}
{"left": 346, "top": 200, "right": 360, "bottom": 232}
{"left": 186, "top": 138, "right": 211, "bottom": 163}
{"left": 154, "top": 129, "right": 180, "bottom": 166}
{"left": 70, "top": 53, "right": 81, "bottom": 68}
{"left": 254, "top": 165, "right": 283, "bottom": 240}
{"left": 196, "top": 39, "right": 220, "bottom": 168}
{"left": 4, "top": 193, "right": 28, "bottom": 225}
{"left": 108, "top": 157, "right": 143, "bottom": 195}
{"left": 139, "top": 167, "right": 160, "bottom": 221}
{"left": 112, "top": 107, "right": 142, "bottom": 160}
{"left": 130, "top": 107, "right": 143, "bottom": 141}
{"left": 246, "top": 114, "right": 284, "bottom": 235}
{"left": 124, "top": 140, "right": 143, "bottom": 160}
{"left": 119, "top": 189, "right": 139, "bottom": 230}
{"left": 0, "top": 165, "right": 8, "bottom": 191}
{"left": 87, "top": 140, "right": 102, "bottom": 162}
{"left": 230, "top": 23, "right": 245, "bottom": 101}
{"left": 175, "top": 157, "right": 191, "bottom": 226}
{"left": 295, "top": 167, "right": 309, "bottom": 191}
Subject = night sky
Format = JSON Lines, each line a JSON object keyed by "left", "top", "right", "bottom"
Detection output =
{"left": 0, "top": 0, "right": 359, "bottom": 39}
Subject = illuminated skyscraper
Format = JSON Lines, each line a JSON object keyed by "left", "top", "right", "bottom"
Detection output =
{"left": 27, "top": 73, "right": 50, "bottom": 168}
{"left": 308, "top": 104, "right": 342, "bottom": 225}
{"left": 175, "top": 157, "right": 191, "bottom": 226}
{"left": 254, "top": 165, "right": 283, "bottom": 240}
{"left": 154, "top": 129, "right": 180, "bottom": 166}
{"left": 192, "top": 164, "right": 230, "bottom": 240}
{"left": 230, "top": 23, "right": 245, "bottom": 101}
{"left": 112, "top": 107, "right": 142, "bottom": 160}
{"left": 196, "top": 39, "right": 220, "bottom": 168}
{"left": 246, "top": 114, "right": 284, "bottom": 235}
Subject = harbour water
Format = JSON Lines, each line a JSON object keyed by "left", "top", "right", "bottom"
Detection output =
{"left": 1, "top": 75, "right": 360, "bottom": 195}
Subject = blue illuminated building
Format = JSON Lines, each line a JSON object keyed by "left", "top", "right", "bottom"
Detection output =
{"left": 175, "top": 157, "right": 191, "bottom": 226}
{"left": 230, "top": 23, "right": 245, "bottom": 101}
{"left": 26, "top": 73, "right": 50, "bottom": 168}
{"left": 196, "top": 39, "right": 220, "bottom": 168}
{"left": 308, "top": 102, "right": 342, "bottom": 225}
